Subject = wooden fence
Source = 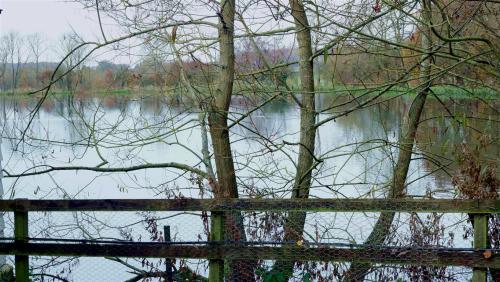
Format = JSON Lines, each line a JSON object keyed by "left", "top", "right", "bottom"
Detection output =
{"left": 0, "top": 198, "right": 498, "bottom": 282}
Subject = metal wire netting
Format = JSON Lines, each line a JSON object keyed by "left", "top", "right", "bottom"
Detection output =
{"left": 0, "top": 203, "right": 498, "bottom": 282}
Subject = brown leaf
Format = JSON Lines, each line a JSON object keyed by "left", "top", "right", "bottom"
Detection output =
{"left": 483, "top": 250, "right": 493, "bottom": 259}
{"left": 171, "top": 26, "right": 178, "bottom": 43}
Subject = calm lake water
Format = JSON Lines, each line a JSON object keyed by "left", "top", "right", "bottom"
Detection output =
{"left": 0, "top": 93, "right": 497, "bottom": 281}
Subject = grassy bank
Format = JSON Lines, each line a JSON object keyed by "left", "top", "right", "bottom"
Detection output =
{"left": 4, "top": 85, "right": 499, "bottom": 100}
{"left": 313, "top": 85, "right": 498, "bottom": 100}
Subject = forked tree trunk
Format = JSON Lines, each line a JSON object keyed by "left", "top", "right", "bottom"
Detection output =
{"left": 344, "top": 1, "right": 433, "bottom": 280}
{"left": 0, "top": 136, "right": 5, "bottom": 267}
{"left": 208, "top": 0, "right": 256, "bottom": 280}
{"left": 273, "top": 0, "right": 316, "bottom": 278}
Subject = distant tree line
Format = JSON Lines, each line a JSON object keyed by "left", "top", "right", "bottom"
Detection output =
{"left": 2, "top": 1, "right": 497, "bottom": 96}
{"left": 0, "top": 32, "right": 298, "bottom": 94}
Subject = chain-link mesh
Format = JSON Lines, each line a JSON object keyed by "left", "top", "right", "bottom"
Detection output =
{"left": 0, "top": 202, "right": 497, "bottom": 281}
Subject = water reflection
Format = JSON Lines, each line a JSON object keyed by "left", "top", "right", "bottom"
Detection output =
{"left": 0, "top": 93, "right": 497, "bottom": 199}
{"left": 0, "top": 93, "right": 497, "bottom": 280}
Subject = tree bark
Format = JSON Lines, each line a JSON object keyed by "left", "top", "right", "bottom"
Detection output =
{"left": 208, "top": 0, "right": 256, "bottom": 280}
{"left": 344, "top": 1, "right": 433, "bottom": 280}
{"left": 273, "top": 0, "right": 316, "bottom": 278}
{"left": 0, "top": 135, "right": 5, "bottom": 267}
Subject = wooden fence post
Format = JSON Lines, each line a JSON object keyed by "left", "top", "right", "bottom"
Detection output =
{"left": 164, "top": 225, "right": 173, "bottom": 282}
{"left": 209, "top": 211, "right": 224, "bottom": 282}
{"left": 14, "top": 199, "right": 29, "bottom": 282}
{"left": 472, "top": 214, "right": 488, "bottom": 282}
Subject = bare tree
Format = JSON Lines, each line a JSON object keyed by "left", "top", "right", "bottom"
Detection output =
{"left": 4, "top": 32, "right": 25, "bottom": 92}
{"left": 26, "top": 33, "right": 47, "bottom": 87}
{"left": 58, "top": 33, "right": 86, "bottom": 92}
{"left": 0, "top": 131, "right": 5, "bottom": 268}
{"left": 0, "top": 41, "right": 8, "bottom": 92}
{"left": 273, "top": 0, "right": 317, "bottom": 278}
{"left": 1, "top": 0, "right": 498, "bottom": 281}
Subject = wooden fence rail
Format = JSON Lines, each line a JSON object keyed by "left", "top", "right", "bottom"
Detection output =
{"left": 0, "top": 198, "right": 499, "bottom": 212}
{"left": 0, "top": 198, "right": 498, "bottom": 282}
{"left": 0, "top": 242, "right": 498, "bottom": 267}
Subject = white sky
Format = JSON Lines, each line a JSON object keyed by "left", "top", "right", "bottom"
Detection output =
{"left": 0, "top": 0, "right": 105, "bottom": 41}
{"left": 0, "top": 0, "right": 295, "bottom": 64}
{"left": 0, "top": 0, "right": 134, "bottom": 63}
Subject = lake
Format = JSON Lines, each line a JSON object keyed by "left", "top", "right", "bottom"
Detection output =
{"left": 0, "top": 93, "right": 498, "bottom": 281}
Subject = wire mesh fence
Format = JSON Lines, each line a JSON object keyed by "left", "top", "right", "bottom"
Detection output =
{"left": 0, "top": 198, "right": 498, "bottom": 281}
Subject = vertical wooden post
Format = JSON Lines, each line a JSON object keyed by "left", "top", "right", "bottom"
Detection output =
{"left": 209, "top": 211, "right": 224, "bottom": 282}
{"left": 164, "top": 225, "right": 173, "bottom": 282}
{"left": 14, "top": 200, "right": 29, "bottom": 282}
{"left": 472, "top": 214, "right": 488, "bottom": 282}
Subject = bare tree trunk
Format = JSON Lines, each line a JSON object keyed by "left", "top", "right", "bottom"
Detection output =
{"left": 66, "top": 71, "right": 74, "bottom": 92}
{"left": 344, "top": 1, "right": 433, "bottom": 280}
{"left": 0, "top": 135, "right": 5, "bottom": 267}
{"left": 35, "top": 58, "right": 39, "bottom": 88}
{"left": 273, "top": 0, "right": 316, "bottom": 278}
{"left": 208, "top": 0, "right": 256, "bottom": 280}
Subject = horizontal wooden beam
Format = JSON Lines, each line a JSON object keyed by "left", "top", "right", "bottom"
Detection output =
{"left": 0, "top": 242, "right": 498, "bottom": 268}
{"left": 0, "top": 198, "right": 499, "bottom": 213}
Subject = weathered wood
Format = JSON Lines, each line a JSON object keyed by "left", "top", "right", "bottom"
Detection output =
{"left": 0, "top": 242, "right": 498, "bottom": 268}
{"left": 164, "top": 225, "right": 173, "bottom": 282}
{"left": 473, "top": 214, "right": 488, "bottom": 282}
{"left": 209, "top": 211, "right": 224, "bottom": 282}
{"left": 0, "top": 198, "right": 499, "bottom": 213}
{"left": 14, "top": 210, "right": 29, "bottom": 282}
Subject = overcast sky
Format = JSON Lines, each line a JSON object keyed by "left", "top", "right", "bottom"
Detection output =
{"left": 0, "top": 0, "right": 107, "bottom": 40}
{"left": 0, "top": 0, "right": 135, "bottom": 63}
{"left": 0, "top": 0, "right": 294, "bottom": 65}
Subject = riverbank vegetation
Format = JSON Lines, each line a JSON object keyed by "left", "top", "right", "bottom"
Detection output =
{"left": 1, "top": 33, "right": 498, "bottom": 101}
{"left": 1, "top": 0, "right": 498, "bottom": 281}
